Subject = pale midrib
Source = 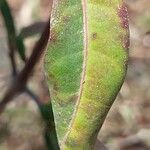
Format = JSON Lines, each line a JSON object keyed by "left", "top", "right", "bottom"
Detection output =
{"left": 76, "top": 0, "right": 88, "bottom": 109}
{"left": 61, "top": 0, "right": 88, "bottom": 147}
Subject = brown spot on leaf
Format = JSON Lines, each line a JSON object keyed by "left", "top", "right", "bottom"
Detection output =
{"left": 92, "top": 32, "right": 98, "bottom": 40}
{"left": 50, "top": 30, "right": 58, "bottom": 43}
{"left": 118, "top": 3, "right": 129, "bottom": 29}
{"left": 118, "top": 3, "right": 130, "bottom": 50}
{"left": 58, "top": 94, "right": 78, "bottom": 106}
{"left": 62, "top": 16, "right": 71, "bottom": 23}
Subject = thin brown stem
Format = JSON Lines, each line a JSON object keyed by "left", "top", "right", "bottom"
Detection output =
{"left": 20, "top": 21, "right": 47, "bottom": 38}
{"left": 18, "top": 20, "right": 50, "bottom": 85}
{"left": 25, "top": 87, "right": 42, "bottom": 107}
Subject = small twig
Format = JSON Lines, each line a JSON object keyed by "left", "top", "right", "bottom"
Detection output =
{"left": 18, "top": 20, "right": 50, "bottom": 85}
{"left": 25, "top": 87, "right": 42, "bottom": 107}
{"left": 19, "top": 21, "right": 47, "bottom": 38}
{"left": 8, "top": 47, "right": 17, "bottom": 76}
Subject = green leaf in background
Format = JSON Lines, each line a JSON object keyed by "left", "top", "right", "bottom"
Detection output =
{"left": 39, "top": 103, "right": 60, "bottom": 150}
{"left": 0, "top": 0, "right": 16, "bottom": 43}
{"left": 45, "top": 0, "right": 129, "bottom": 149}
{"left": 16, "top": 35, "right": 26, "bottom": 62}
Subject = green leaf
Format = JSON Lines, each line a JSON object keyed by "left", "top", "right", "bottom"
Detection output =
{"left": 45, "top": 0, "right": 129, "bottom": 149}
{"left": 0, "top": 0, "right": 16, "bottom": 42}
{"left": 39, "top": 103, "right": 60, "bottom": 150}
{"left": 16, "top": 35, "right": 26, "bottom": 62}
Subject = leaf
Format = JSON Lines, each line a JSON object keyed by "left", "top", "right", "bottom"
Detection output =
{"left": 45, "top": 0, "right": 129, "bottom": 149}
{"left": 39, "top": 103, "right": 60, "bottom": 150}
{"left": 0, "top": 0, "right": 16, "bottom": 42}
{"left": 16, "top": 35, "right": 26, "bottom": 62}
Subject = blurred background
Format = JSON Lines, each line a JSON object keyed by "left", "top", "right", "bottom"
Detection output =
{"left": 0, "top": 0, "right": 150, "bottom": 150}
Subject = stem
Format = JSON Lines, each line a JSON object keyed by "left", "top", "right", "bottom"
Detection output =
{"left": 18, "top": 20, "right": 50, "bottom": 85}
